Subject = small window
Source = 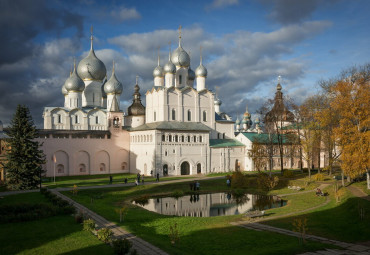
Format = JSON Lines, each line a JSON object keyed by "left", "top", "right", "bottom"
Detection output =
{"left": 92, "top": 93, "right": 95, "bottom": 103}
{"left": 179, "top": 75, "right": 182, "bottom": 84}
{"left": 175, "top": 135, "right": 178, "bottom": 142}
{"left": 188, "top": 136, "right": 191, "bottom": 142}
{"left": 223, "top": 133, "right": 226, "bottom": 139}
{"left": 169, "top": 135, "right": 172, "bottom": 142}
{"left": 187, "top": 110, "right": 191, "bottom": 121}
{"left": 75, "top": 115, "right": 79, "bottom": 124}
{"left": 154, "top": 111, "right": 156, "bottom": 121}
{"left": 181, "top": 135, "right": 184, "bottom": 142}
{"left": 203, "top": 111, "right": 207, "bottom": 122}
{"left": 162, "top": 134, "right": 165, "bottom": 142}
{"left": 58, "top": 114, "right": 62, "bottom": 123}
{"left": 96, "top": 116, "right": 99, "bottom": 124}
{"left": 172, "top": 109, "right": 176, "bottom": 120}
{"left": 199, "top": 136, "right": 203, "bottom": 143}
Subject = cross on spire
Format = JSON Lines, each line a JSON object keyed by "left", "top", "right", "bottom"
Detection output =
{"left": 278, "top": 75, "right": 282, "bottom": 84}
{"left": 112, "top": 60, "right": 115, "bottom": 73}
{"left": 168, "top": 41, "right": 172, "bottom": 60}
{"left": 200, "top": 46, "right": 203, "bottom": 65}
{"left": 178, "top": 25, "right": 182, "bottom": 46}
{"left": 157, "top": 46, "right": 160, "bottom": 66}
{"left": 136, "top": 75, "right": 139, "bottom": 84}
{"left": 90, "top": 25, "right": 94, "bottom": 50}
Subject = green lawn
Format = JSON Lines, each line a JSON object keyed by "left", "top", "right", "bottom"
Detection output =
{"left": 0, "top": 193, "right": 113, "bottom": 255}
{"left": 63, "top": 178, "right": 338, "bottom": 255}
{"left": 264, "top": 187, "right": 370, "bottom": 242}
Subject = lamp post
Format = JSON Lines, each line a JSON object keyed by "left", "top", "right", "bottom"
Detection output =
{"left": 52, "top": 154, "right": 56, "bottom": 184}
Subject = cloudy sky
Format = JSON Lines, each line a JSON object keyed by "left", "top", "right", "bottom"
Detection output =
{"left": 0, "top": 0, "right": 369, "bottom": 127}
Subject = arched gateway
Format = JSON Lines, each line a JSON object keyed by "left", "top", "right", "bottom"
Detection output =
{"left": 181, "top": 161, "right": 190, "bottom": 175}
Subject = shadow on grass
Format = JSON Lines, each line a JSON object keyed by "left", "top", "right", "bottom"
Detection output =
{"left": 262, "top": 196, "right": 370, "bottom": 243}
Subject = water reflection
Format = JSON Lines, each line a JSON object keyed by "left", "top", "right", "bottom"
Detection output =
{"left": 132, "top": 192, "right": 286, "bottom": 217}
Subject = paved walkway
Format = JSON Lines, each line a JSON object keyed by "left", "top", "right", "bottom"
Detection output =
{"left": 232, "top": 222, "right": 370, "bottom": 254}
{"left": 52, "top": 190, "right": 169, "bottom": 255}
{"left": 346, "top": 185, "right": 370, "bottom": 201}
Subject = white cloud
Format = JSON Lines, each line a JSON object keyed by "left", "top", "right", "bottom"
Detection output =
{"left": 110, "top": 6, "right": 141, "bottom": 22}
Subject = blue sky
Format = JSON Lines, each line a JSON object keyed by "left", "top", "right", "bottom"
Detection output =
{"left": 0, "top": 0, "right": 369, "bottom": 126}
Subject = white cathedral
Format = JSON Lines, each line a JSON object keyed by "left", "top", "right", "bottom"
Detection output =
{"left": 38, "top": 28, "right": 307, "bottom": 178}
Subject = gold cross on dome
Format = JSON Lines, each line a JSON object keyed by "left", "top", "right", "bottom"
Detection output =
{"left": 136, "top": 75, "right": 139, "bottom": 84}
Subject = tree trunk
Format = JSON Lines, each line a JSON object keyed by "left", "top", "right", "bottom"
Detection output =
{"left": 307, "top": 160, "right": 311, "bottom": 179}
{"left": 367, "top": 171, "right": 370, "bottom": 190}
{"left": 341, "top": 171, "right": 345, "bottom": 187}
{"left": 317, "top": 152, "right": 321, "bottom": 173}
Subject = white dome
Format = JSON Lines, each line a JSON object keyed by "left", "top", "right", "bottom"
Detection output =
{"left": 62, "top": 85, "right": 68, "bottom": 95}
{"left": 195, "top": 64, "right": 207, "bottom": 77}
{"left": 171, "top": 46, "right": 190, "bottom": 67}
{"left": 153, "top": 65, "right": 164, "bottom": 77}
{"left": 77, "top": 38, "right": 106, "bottom": 81}
{"left": 104, "top": 69, "right": 123, "bottom": 94}
{"left": 65, "top": 69, "right": 85, "bottom": 92}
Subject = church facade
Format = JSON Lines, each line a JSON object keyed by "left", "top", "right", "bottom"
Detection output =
{"left": 37, "top": 28, "right": 246, "bottom": 178}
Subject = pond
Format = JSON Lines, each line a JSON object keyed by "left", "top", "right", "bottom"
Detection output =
{"left": 133, "top": 192, "right": 286, "bottom": 217}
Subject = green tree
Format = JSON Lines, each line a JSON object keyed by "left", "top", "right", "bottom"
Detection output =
{"left": 5, "top": 105, "right": 45, "bottom": 190}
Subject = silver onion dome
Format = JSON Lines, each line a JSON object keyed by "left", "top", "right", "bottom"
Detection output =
{"left": 214, "top": 98, "right": 221, "bottom": 105}
{"left": 153, "top": 65, "right": 164, "bottom": 77}
{"left": 62, "top": 85, "right": 68, "bottom": 95}
{"left": 101, "top": 78, "right": 107, "bottom": 98}
{"left": 235, "top": 118, "right": 241, "bottom": 125}
{"left": 77, "top": 34, "right": 107, "bottom": 81}
{"left": 104, "top": 65, "right": 123, "bottom": 94}
{"left": 188, "top": 67, "right": 195, "bottom": 80}
{"left": 164, "top": 60, "right": 176, "bottom": 74}
{"left": 65, "top": 67, "right": 85, "bottom": 92}
{"left": 195, "top": 64, "right": 207, "bottom": 77}
{"left": 171, "top": 46, "right": 190, "bottom": 67}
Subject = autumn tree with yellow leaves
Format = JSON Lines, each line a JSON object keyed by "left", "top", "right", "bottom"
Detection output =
{"left": 328, "top": 64, "right": 370, "bottom": 189}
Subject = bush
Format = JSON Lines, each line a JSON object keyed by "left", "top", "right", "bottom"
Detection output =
{"left": 257, "top": 173, "right": 279, "bottom": 191}
{"left": 0, "top": 203, "right": 56, "bottom": 223}
{"left": 282, "top": 169, "right": 294, "bottom": 178}
{"left": 112, "top": 238, "right": 132, "bottom": 255}
{"left": 313, "top": 173, "right": 325, "bottom": 181}
{"left": 172, "top": 190, "right": 184, "bottom": 198}
{"left": 74, "top": 211, "right": 84, "bottom": 224}
{"left": 231, "top": 170, "right": 248, "bottom": 189}
{"left": 83, "top": 219, "right": 95, "bottom": 232}
{"left": 169, "top": 223, "right": 180, "bottom": 245}
{"left": 97, "top": 228, "right": 113, "bottom": 243}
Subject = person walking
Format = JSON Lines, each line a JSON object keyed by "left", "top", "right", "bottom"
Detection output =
{"left": 135, "top": 179, "right": 139, "bottom": 186}
{"left": 142, "top": 174, "right": 144, "bottom": 184}
{"left": 124, "top": 178, "right": 128, "bottom": 184}
{"left": 226, "top": 179, "right": 231, "bottom": 187}
{"left": 196, "top": 181, "right": 200, "bottom": 191}
{"left": 109, "top": 175, "right": 113, "bottom": 185}
{"left": 156, "top": 172, "right": 160, "bottom": 182}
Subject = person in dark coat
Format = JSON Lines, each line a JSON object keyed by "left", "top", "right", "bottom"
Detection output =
{"left": 156, "top": 173, "right": 160, "bottom": 182}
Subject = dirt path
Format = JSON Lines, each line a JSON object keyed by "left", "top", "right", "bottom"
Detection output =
{"left": 346, "top": 185, "right": 370, "bottom": 201}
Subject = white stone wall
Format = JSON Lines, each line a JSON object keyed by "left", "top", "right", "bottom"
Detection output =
{"left": 38, "top": 129, "right": 130, "bottom": 177}
{"left": 210, "top": 146, "right": 245, "bottom": 172}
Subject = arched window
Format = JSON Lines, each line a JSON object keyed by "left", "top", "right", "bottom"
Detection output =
{"left": 79, "top": 164, "right": 86, "bottom": 172}
{"left": 175, "top": 135, "right": 178, "bottom": 142}
{"left": 58, "top": 114, "right": 62, "bottom": 123}
{"left": 203, "top": 111, "right": 207, "bottom": 122}
{"left": 172, "top": 109, "right": 176, "bottom": 120}
{"left": 75, "top": 115, "right": 79, "bottom": 124}
{"left": 95, "top": 116, "right": 99, "bottom": 124}
{"left": 169, "top": 135, "right": 172, "bottom": 142}
{"left": 193, "top": 136, "right": 196, "bottom": 142}
{"left": 217, "top": 133, "right": 221, "bottom": 139}
{"left": 162, "top": 134, "right": 165, "bottom": 142}
{"left": 179, "top": 75, "right": 182, "bottom": 85}
{"left": 223, "top": 133, "right": 226, "bottom": 139}
{"left": 188, "top": 135, "right": 191, "bottom": 142}
{"left": 154, "top": 111, "right": 156, "bottom": 121}
{"left": 187, "top": 110, "right": 191, "bottom": 121}
{"left": 181, "top": 135, "right": 185, "bottom": 142}
{"left": 199, "top": 136, "right": 203, "bottom": 143}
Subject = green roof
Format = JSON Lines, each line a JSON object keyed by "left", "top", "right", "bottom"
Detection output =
{"left": 129, "top": 121, "right": 212, "bottom": 132}
{"left": 209, "top": 139, "right": 245, "bottom": 148}
{"left": 240, "top": 132, "right": 294, "bottom": 144}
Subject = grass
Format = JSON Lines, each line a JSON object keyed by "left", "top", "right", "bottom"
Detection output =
{"left": 264, "top": 187, "right": 370, "bottom": 242}
{"left": 42, "top": 173, "right": 194, "bottom": 189}
{"left": 63, "top": 178, "right": 338, "bottom": 255}
{"left": 0, "top": 192, "right": 113, "bottom": 255}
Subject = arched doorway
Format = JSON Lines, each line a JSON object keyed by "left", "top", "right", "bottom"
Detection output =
{"left": 235, "top": 160, "right": 240, "bottom": 171}
{"left": 79, "top": 164, "right": 86, "bottom": 173}
{"left": 181, "top": 162, "right": 190, "bottom": 175}
{"left": 197, "top": 163, "right": 201, "bottom": 174}
{"left": 163, "top": 164, "right": 168, "bottom": 176}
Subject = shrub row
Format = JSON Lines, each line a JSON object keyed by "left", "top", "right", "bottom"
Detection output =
{"left": 0, "top": 203, "right": 57, "bottom": 223}
{"left": 0, "top": 189, "right": 75, "bottom": 223}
